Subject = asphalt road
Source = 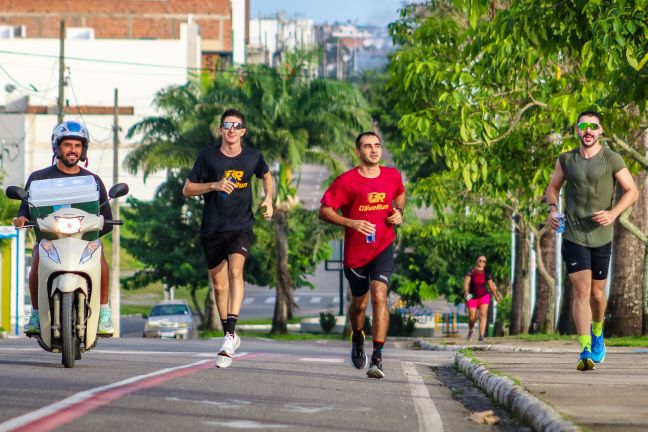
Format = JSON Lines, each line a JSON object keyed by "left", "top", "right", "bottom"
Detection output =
{"left": 0, "top": 337, "right": 526, "bottom": 431}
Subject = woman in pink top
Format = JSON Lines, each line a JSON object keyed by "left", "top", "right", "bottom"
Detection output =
{"left": 464, "top": 255, "right": 501, "bottom": 342}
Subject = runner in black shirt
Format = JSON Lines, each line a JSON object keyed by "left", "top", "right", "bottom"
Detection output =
{"left": 183, "top": 108, "right": 274, "bottom": 368}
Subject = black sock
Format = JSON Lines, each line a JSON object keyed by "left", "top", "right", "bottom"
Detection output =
{"left": 372, "top": 341, "right": 384, "bottom": 362}
{"left": 226, "top": 314, "right": 239, "bottom": 334}
{"left": 352, "top": 330, "right": 364, "bottom": 345}
{"left": 221, "top": 319, "right": 228, "bottom": 335}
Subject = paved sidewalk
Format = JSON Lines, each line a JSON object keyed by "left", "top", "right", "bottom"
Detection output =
{"left": 417, "top": 337, "right": 648, "bottom": 432}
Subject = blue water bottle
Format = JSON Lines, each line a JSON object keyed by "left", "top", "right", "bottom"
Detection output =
{"left": 556, "top": 213, "right": 565, "bottom": 234}
{"left": 366, "top": 224, "right": 376, "bottom": 243}
{"left": 218, "top": 176, "right": 237, "bottom": 199}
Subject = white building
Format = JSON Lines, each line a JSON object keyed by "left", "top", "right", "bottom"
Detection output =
{"left": 0, "top": 22, "right": 201, "bottom": 200}
{"left": 248, "top": 15, "right": 317, "bottom": 69}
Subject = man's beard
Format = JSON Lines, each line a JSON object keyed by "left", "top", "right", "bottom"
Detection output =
{"left": 580, "top": 134, "right": 597, "bottom": 148}
{"left": 59, "top": 154, "right": 80, "bottom": 167}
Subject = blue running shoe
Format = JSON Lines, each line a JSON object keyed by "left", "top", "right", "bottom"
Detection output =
{"left": 591, "top": 327, "right": 606, "bottom": 363}
{"left": 576, "top": 348, "right": 595, "bottom": 371}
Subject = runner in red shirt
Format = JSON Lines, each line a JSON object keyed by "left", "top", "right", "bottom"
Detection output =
{"left": 318, "top": 132, "right": 405, "bottom": 379}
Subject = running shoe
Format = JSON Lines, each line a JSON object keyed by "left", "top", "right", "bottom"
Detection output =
{"left": 350, "top": 331, "right": 369, "bottom": 369}
{"left": 218, "top": 332, "right": 240, "bottom": 357}
{"left": 367, "top": 356, "right": 385, "bottom": 379}
{"left": 25, "top": 312, "right": 40, "bottom": 335}
{"left": 576, "top": 348, "right": 595, "bottom": 371}
{"left": 215, "top": 354, "right": 233, "bottom": 368}
{"left": 590, "top": 327, "right": 606, "bottom": 364}
{"left": 478, "top": 335, "right": 485, "bottom": 342}
{"left": 98, "top": 307, "right": 114, "bottom": 335}
{"left": 466, "top": 329, "right": 473, "bottom": 341}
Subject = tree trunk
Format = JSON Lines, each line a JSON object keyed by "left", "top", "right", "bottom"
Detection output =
{"left": 510, "top": 218, "right": 531, "bottom": 335}
{"left": 531, "top": 229, "right": 556, "bottom": 333}
{"left": 607, "top": 171, "right": 646, "bottom": 336}
{"left": 271, "top": 210, "right": 295, "bottom": 334}
{"left": 202, "top": 277, "right": 221, "bottom": 331}
{"left": 557, "top": 269, "right": 576, "bottom": 334}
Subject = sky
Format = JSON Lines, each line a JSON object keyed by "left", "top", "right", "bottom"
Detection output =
{"left": 249, "top": 0, "right": 407, "bottom": 27}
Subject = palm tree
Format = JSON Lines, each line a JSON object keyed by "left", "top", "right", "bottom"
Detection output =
{"left": 126, "top": 60, "right": 372, "bottom": 334}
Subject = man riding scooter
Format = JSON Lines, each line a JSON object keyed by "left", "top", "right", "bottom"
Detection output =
{"left": 13, "top": 120, "right": 115, "bottom": 336}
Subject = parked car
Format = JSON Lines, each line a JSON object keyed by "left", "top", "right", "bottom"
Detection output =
{"left": 142, "top": 300, "right": 196, "bottom": 339}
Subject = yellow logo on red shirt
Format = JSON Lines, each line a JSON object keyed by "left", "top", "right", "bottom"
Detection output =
{"left": 224, "top": 170, "right": 248, "bottom": 188}
{"left": 368, "top": 192, "right": 386, "bottom": 203}
{"left": 358, "top": 192, "right": 389, "bottom": 211}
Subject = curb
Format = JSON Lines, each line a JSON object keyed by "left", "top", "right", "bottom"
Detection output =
{"left": 416, "top": 340, "right": 574, "bottom": 353}
{"left": 416, "top": 339, "right": 579, "bottom": 432}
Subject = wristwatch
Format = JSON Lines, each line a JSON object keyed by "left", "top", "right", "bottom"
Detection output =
{"left": 395, "top": 207, "right": 404, "bottom": 216}
{"left": 547, "top": 203, "right": 557, "bottom": 212}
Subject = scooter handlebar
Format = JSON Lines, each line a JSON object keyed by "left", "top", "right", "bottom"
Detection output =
{"left": 104, "top": 219, "right": 124, "bottom": 226}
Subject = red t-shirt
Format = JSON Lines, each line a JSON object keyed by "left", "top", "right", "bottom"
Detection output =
{"left": 320, "top": 166, "right": 405, "bottom": 268}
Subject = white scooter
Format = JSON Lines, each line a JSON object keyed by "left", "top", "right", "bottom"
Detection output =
{"left": 6, "top": 183, "right": 128, "bottom": 368}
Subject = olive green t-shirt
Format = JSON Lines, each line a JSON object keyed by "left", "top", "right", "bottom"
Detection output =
{"left": 559, "top": 147, "right": 626, "bottom": 247}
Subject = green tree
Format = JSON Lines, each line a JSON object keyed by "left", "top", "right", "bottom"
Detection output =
{"left": 393, "top": 214, "right": 510, "bottom": 306}
{"left": 120, "top": 173, "right": 209, "bottom": 323}
{"left": 385, "top": 0, "right": 647, "bottom": 334}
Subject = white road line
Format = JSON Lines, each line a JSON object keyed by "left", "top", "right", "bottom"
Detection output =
{"left": 402, "top": 361, "right": 444, "bottom": 432}
{"left": 332, "top": 296, "right": 340, "bottom": 303}
{"left": 294, "top": 297, "right": 300, "bottom": 303}
{"left": 244, "top": 298, "right": 254, "bottom": 305}
{"left": 264, "top": 297, "right": 275, "bottom": 304}
{"left": 0, "top": 359, "right": 214, "bottom": 432}
{"left": 299, "top": 357, "right": 344, "bottom": 363}
{"left": 196, "top": 352, "right": 249, "bottom": 358}
{"left": 310, "top": 296, "right": 321, "bottom": 304}
{"left": 203, "top": 420, "right": 288, "bottom": 429}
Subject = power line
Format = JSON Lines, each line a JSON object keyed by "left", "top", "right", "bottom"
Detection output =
{"left": 0, "top": 49, "right": 211, "bottom": 71}
{"left": 0, "top": 49, "right": 334, "bottom": 79}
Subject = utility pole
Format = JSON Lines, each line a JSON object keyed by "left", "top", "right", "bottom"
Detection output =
{"left": 57, "top": 20, "right": 65, "bottom": 123}
{"left": 111, "top": 88, "right": 121, "bottom": 337}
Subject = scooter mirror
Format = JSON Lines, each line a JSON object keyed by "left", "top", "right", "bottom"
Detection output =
{"left": 6, "top": 186, "right": 27, "bottom": 201}
{"left": 108, "top": 183, "right": 129, "bottom": 199}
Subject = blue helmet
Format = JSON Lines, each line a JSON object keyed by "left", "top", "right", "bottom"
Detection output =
{"left": 51, "top": 120, "right": 90, "bottom": 162}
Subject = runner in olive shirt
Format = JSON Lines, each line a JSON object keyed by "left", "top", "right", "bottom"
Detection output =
{"left": 546, "top": 111, "right": 638, "bottom": 371}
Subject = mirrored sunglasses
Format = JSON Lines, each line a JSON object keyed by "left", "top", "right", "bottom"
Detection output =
{"left": 221, "top": 121, "right": 245, "bottom": 130}
{"left": 577, "top": 122, "right": 600, "bottom": 131}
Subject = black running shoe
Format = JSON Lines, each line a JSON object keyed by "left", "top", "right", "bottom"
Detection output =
{"left": 367, "top": 357, "right": 385, "bottom": 379}
{"left": 349, "top": 331, "right": 368, "bottom": 369}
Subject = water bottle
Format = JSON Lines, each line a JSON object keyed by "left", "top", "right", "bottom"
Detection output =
{"left": 556, "top": 213, "right": 565, "bottom": 234}
{"left": 218, "top": 176, "right": 237, "bottom": 199}
{"left": 366, "top": 224, "right": 376, "bottom": 243}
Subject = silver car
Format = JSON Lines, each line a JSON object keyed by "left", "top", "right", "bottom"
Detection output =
{"left": 142, "top": 300, "right": 196, "bottom": 339}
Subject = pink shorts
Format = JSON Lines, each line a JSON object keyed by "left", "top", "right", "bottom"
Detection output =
{"left": 466, "top": 294, "right": 491, "bottom": 309}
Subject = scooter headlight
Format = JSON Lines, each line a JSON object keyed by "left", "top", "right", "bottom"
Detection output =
{"left": 40, "top": 240, "right": 61, "bottom": 264}
{"left": 80, "top": 240, "right": 101, "bottom": 264}
{"left": 55, "top": 216, "right": 83, "bottom": 234}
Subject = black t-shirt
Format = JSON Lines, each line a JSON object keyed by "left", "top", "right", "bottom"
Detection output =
{"left": 17, "top": 165, "right": 113, "bottom": 237}
{"left": 187, "top": 145, "right": 269, "bottom": 237}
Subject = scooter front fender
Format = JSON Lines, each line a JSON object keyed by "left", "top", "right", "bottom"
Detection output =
{"left": 52, "top": 274, "right": 89, "bottom": 295}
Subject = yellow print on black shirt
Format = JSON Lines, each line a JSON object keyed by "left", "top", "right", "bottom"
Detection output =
{"left": 224, "top": 170, "right": 248, "bottom": 189}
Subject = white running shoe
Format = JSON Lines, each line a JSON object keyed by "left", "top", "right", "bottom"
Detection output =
{"left": 215, "top": 355, "right": 233, "bottom": 368}
{"left": 218, "top": 332, "right": 240, "bottom": 357}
